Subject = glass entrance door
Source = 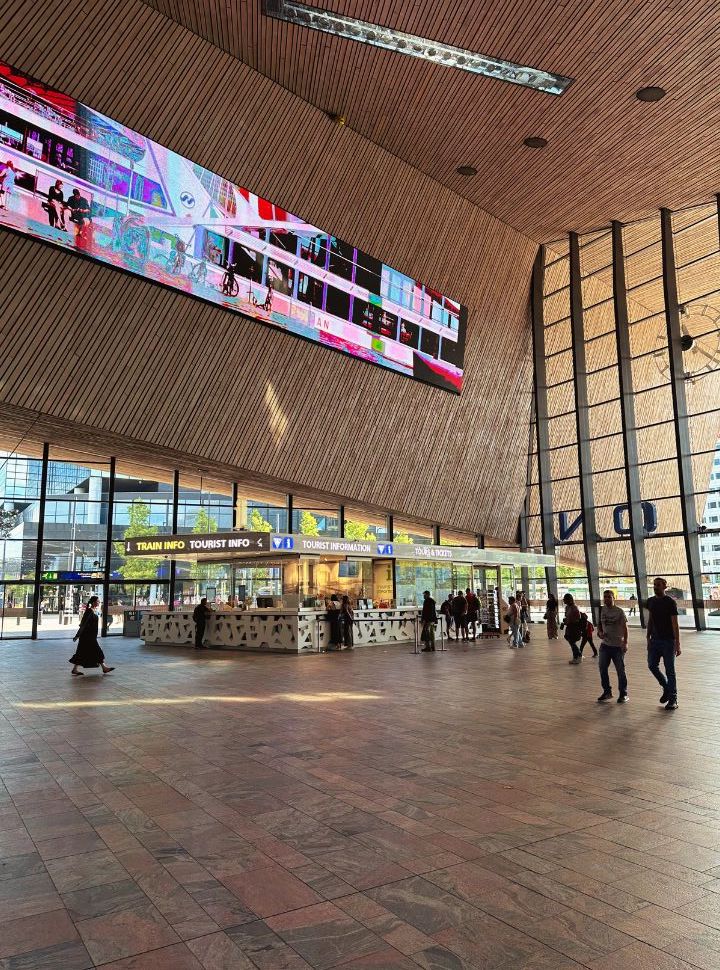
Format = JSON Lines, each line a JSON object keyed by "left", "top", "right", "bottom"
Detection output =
{"left": 38, "top": 583, "right": 102, "bottom": 638}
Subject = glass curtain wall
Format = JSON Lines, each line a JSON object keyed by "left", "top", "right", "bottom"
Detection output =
{"left": 527, "top": 199, "right": 720, "bottom": 628}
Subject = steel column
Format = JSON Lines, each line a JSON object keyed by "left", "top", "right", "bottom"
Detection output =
{"left": 530, "top": 247, "right": 558, "bottom": 600}
{"left": 569, "top": 233, "right": 601, "bottom": 623}
{"left": 287, "top": 494, "right": 294, "bottom": 532}
{"left": 339, "top": 505, "right": 346, "bottom": 538}
{"left": 660, "top": 208, "right": 706, "bottom": 630}
{"left": 30, "top": 443, "right": 50, "bottom": 639}
{"left": 168, "top": 470, "right": 179, "bottom": 608}
{"left": 611, "top": 222, "right": 649, "bottom": 627}
{"left": 232, "top": 481, "right": 238, "bottom": 529}
{"left": 101, "top": 457, "right": 116, "bottom": 637}
{"left": 433, "top": 524, "right": 441, "bottom": 546}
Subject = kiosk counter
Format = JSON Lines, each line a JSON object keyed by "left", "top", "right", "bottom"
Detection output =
{"left": 141, "top": 605, "right": 421, "bottom": 653}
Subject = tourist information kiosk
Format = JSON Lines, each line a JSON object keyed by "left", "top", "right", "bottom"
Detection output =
{"left": 123, "top": 532, "right": 554, "bottom": 652}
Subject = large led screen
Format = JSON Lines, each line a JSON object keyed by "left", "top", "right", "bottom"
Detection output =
{"left": 0, "top": 61, "right": 467, "bottom": 392}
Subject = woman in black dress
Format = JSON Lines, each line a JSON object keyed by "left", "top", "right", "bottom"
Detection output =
{"left": 69, "top": 596, "right": 115, "bottom": 676}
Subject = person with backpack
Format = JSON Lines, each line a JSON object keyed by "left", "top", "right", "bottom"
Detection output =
{"left": 579, "top": 615, "right": 598, "bottom": 658}
{"left": 560, "top": 593, "right": 583, "bottom": 664}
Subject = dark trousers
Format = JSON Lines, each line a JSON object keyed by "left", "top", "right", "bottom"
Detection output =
{"left": 580, "top": 631, "right": 597, "bottom": 656}
{"left": 599, "top": 644, "right": 627, "bottom": 695}
{"left": 194, "top": 622, "right": 205, "bottom": 649}
{"left": 565, "top": 629, "right": 580, "bottom": 659}
{"left": 648, "top": 638, "right": 677, "bottom": 699}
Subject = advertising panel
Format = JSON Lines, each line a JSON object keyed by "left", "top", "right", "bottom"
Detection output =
{"left": 0, "top": 60, "right": 467, "bottom": 392}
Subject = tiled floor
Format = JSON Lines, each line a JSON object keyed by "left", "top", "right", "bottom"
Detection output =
{"left": 1, "top": 628, "right": 720, "bottom": 969}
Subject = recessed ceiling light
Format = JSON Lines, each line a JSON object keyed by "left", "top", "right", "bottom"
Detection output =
{"left": 523, "top": 137, "right": 548, "bottom": 149}
{"left": 456, "top": 165, "right": 477, "bottom": 177}
{"left": 636, "top": 86, "right": 666, "bottom": 102}
{"left": 264, "top": 0, "right": 574, "bottom": 96}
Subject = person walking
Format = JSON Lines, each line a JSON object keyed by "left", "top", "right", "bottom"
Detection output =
{"left": 507, "top": 595, "right": 522, "bottom": 648}
{"left": 561, "top": 593, "right": 583, "bottom": 664}
{"left": 628, "top": 594, "right": 638, "bottom": 617}
{"left": 579, "top": 615, "right": 598, "bottom": 658}
{"left": 452, "top": 589, "right": 468, "bottom": 642}
{"left": 69, "top": 596, "right": 114, "bottom": 675}
{"left": 192, "top": 597, "right": 211, "bottom": 650}
{"left": 545, "top": 593, "right": 559, "bottom": 639}
{"left": 646, "top": 577, "right": 681, "bottom": 710}
{"left": 420, "top": 590, "right": 438, "bottom": 651}
{"left": 440, "top": 593, "right": 454, "bottom": 639}
{"left": 465, "top": 587, "right": 479, "bottom": 641}
{"left": 340, "top": 595, "right": 354, "bottom": 649}
{"left": 596, "top": 589, "right": 629, "bottom": 703}
{"left": 518, "top": 590, "right": 530, "bottom": 641}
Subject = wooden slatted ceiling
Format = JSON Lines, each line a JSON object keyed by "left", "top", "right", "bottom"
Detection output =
{"left": 0, "top": 0, "right": 540, "bottom": 540}
{"left": 141, "top": 0, "right": 720, "bottom": 240}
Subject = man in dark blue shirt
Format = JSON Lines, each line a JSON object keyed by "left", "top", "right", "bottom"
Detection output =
{"left": 646, "top": 577, "right": 681, "bottom": 710}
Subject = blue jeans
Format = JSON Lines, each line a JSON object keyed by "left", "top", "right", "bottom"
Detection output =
{"left": 510, "top": 623, "right": 523, "bottom": 647}
{"left": 599, "top": 645, "right": 627, "bottom": 695}
{"left": 648, "top": 637, "right": 677, "bottom": 700}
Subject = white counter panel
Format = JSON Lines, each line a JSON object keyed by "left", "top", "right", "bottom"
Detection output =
{"left": 140, "top": 607, "right": 420, "bottom": 653}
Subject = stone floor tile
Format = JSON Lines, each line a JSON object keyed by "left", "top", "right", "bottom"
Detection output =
{"left": 74, "top": 904, "right": 180, "bottom": 964}
{"left": 0, "top": 908, "right": 79, "bottom": 959}
{"left": 587, "top": 939, "right": 698, "bottom": 969}
{"left": 266, "top": 901, "right": 384, "bottom": 968}
{"left": 0, "top": 939, "right": 94, "bottom": 969}
{"left": 45, "top": 848, "right": 128, "bottom": 892}
{"left": 222, "top": 865, "right": 323, "bottom": 919}
{"left": 93, "top": 941, "right": 204, "bottom": 969}
{"left": 225, "top": 919, "right": 314, "bottom": 968}
{"left": 365, "top": 876, "right": 482, "bottom": 935}
{"left": 0, "top": 872, "right": 63, "bottom": 922}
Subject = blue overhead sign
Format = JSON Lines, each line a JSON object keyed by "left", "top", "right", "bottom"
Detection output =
{"left": 377, "top": 543, "right": 393, "bottom": 556}
{"left": 272, "top": 535, "right": 294, "bottom": 550}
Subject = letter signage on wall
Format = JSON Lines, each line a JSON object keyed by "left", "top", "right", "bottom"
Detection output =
{"left": 556, "top": 502, "right": 658, "bottom": 542}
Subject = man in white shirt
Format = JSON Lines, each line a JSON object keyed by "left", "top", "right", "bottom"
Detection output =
{"left": 596, "top": 589, "right": 629, "bottom": 704}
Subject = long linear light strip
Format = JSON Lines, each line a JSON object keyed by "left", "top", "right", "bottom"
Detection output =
{"left": 264, "top": 0, "right": 573, "bottom": 96}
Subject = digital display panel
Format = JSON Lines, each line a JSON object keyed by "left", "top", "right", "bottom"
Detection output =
{"left": 0, "top": 60, "right": 467, "bottom": 392}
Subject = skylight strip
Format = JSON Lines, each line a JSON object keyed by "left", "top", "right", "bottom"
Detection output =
{"left": 264, "top": 0, "right": 573, "bottom": 96}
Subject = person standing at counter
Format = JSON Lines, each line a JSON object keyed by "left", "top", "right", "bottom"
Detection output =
{"left": 440, "top": 593, "right": 454, "bottom": 639}
{"left": 341, "top": 595, "right": 354, "bottom": 649}
{"left": 465, "top": 587, "right": 479, "bottom": 641}
{"left": 326, "top": 594, "right": 342, "bottom": 651}
{"left": 421, "top": 590, "right": 438, "bottom": 652}
{"left": 452, "top": 589, "right": 468, "bottom": 642}
{"left": 193, "top": 598, "right": 211, "bottom": 650}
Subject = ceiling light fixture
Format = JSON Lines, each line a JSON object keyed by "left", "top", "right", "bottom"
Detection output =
{"left": 264, "top": 0, "right": 573, "bottom": 96}
{"left": 636, "top": 86, "right": 666, "bottom": 102}
{"left": 456, "top": 165, "right": 477, "bottom": 177}
{"left": 523, "top": 137, "right": 548, "bottom": 148}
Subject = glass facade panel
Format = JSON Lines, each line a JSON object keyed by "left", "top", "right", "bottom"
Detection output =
{"left": 531, "top": 202, "right": 720, "bottom": 630}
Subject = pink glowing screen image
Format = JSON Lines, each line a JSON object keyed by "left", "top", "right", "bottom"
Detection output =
{"left": 0, "top": 60, "right": 467, "bottom": 392}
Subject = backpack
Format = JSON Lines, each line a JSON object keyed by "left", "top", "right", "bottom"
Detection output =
{"left": 578, "top": 612, "right": 588, "bottom": 630}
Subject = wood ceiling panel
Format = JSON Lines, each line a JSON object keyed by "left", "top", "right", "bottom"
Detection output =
{"left": 140, "top": 0, "right": 720, "bottom": 240}
{"left": 0, "top": 0, "right": 542, "bottom": 541}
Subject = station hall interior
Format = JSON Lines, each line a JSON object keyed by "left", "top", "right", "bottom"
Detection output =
{"left": 1, "top": 1, "right": 720, "bottom": 968}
